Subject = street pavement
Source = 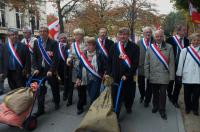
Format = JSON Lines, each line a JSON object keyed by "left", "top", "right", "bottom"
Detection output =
{"left": 0, "top": 81, "right": 185, "bottom": 132}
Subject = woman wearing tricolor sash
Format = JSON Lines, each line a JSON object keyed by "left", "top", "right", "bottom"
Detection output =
{"left": 176, "top": 33, "right": 200, "bottom": 116}
{"left": 66, "top": 28, "right": 87, "bottom": 115}
{"left": 145, "top": 29, "right": 175, "bottom": 120}
{"left": 75, "top": 37, "right": 104, "bottom": 109}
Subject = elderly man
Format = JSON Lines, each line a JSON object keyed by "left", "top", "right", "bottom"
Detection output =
{"left": 2, "top": 28, "right": 31, "bottom": 90}
{"left": 109, "top": 27, "right": 139, "bottom": 117}
{"left": 21, "top": 27, "right": 37, "bottom": 64}
{"left": 145, "top": 29, "right": 175, "bottom": 120}
{"left": 32, "top": 26, "right": 60, "bottom": 117}
{"left": 166, "top": 25, "right": 189, "bottom": 108}
{"left": 137, "top": 26, "right": 153, "bottom": 107}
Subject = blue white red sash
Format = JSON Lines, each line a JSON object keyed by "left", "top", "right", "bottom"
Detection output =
{"left": 58, "top": 43, "right": 65, "bottom": 61}
{"left": 141, "top": 38, "right": 150, "bottom": 51}
{"left": 73, "top": 41, "right": 102, "bottom": 79}
{"left": 150, "top": 43, "right": 169, "bottom": 70}
{"left": 37, "top": 37, "right": 52, "bottom": 65}
{"left": 25, "top": 39, "right": 34, "bottom": 54}
{"left": 7, "top": 38, "right": 23, "bottom": 68}
{"left": 96, "top": 38, "right": 109, "bottom": 58}
{"left": 117, "top": 41, "right": 131, "bottom": 69}
{"left": 172, "top": 35, "right": 184, "bottom": 51}
{"left": 187, "top": 45, "right": 200, "bottom": 66}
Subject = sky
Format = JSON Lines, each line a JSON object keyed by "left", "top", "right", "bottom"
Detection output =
{"left": 46, "top": 0, "right": 174, "bottom": 15}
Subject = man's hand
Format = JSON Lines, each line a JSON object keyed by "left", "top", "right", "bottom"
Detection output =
{"left": 121, "top": 75, "right": 127, "bottom": 81}
{"left": 47, "top": 71, "right": 52, "bottom": 77}
{"left": 66, "top": 58, "right": 72, "bottom": 66}
{"left": 75, "top": 79, "right": 81, "bottom": 88}
{"left": 33, "top": 70, "right": 39, "bottom": 76}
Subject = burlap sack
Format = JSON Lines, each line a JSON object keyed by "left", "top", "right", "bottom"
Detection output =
{"left": 75, "top": 76, "right": 120, "bottom": 132}
{"left": 3, "top": 87, "right": 34, "bottom": 115}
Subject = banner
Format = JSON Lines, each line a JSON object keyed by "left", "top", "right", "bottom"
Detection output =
{"left": 48, "top": 18, "right": 60, "bottom": 40}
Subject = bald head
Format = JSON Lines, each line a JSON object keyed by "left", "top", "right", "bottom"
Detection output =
{"left": 154, "top": 29, "right": 164, "bottom": 44}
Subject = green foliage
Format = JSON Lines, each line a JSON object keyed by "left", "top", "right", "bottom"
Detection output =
{"left": 162, "top": 11, "right": 187, "bottom": 37}
{"left": 171, "top": 0, "right": 200, "bottom": 12}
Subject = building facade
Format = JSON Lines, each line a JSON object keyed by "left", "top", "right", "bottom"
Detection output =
{"left": 0, "top": 1, "right": 47, "bottom": 43}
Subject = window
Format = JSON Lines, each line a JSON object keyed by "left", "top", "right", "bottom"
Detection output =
{"left": 0, "top": 2, "right": 6, "bottom": 27}
{"left": 15, "top": 8, "right": 23, "bottom": 29}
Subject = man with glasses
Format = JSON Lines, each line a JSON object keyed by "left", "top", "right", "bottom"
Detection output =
{"left": 1, "top": 28, "right": 31, "bottom": 90}
{"left": 32, "top": 26, "right": 60, "bottom": 117}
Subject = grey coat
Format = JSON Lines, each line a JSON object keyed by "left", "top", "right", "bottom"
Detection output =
{"left": 144, "top": 42, "right": 175, "bottom": 84}
{"left": 137, "top": 38, "right": 153, "bottom": 76}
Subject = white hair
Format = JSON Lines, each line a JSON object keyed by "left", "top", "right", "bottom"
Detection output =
{"left": 73, "top": 28, "right": 85, "bottom": 35}
{"left": 142, "top": 26, "right": 152, "bottom": 33}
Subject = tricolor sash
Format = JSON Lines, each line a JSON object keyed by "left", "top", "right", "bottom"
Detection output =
{"left": 141, "top": 38, "right": 150, "bottom": 51}
{"left": 25, "top": 39, "right": 34, "bottom": 54}
{"left": 73, "top": 41, "right": 102, "bottom": 79}
{"left": 96, "top": 38, "right": 109, "bottom": 58}
{"left": 37, "top": 37, "right": 52, "bottom": 66}
{"left": 150, "top": 43, "right": 169, "bottom": 70}
{"left": 7, "top": 38, "right": 23, "bottom": 68}
{"left": 187, "top": 45, "right": 200, "bottom": 66}
{"left": 117, "top": 41, "right": 131, "bottom": 69}
{"left": 172, "top": 35, "right": 184, "bottom": 51}
{"left": 58, "top": 43, "right": 65, "bottom": 61}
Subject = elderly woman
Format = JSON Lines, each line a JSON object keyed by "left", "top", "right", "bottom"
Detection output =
{"left": 67, "top": 28, "right": 87, "bottom": 114}
{"left": 145, "top": 29, "right": 175, "bottom": 120}
{"left": 176, "top": 33, "right": 200, "bottom": 116}
{"left": 76, "top": 37, "right": 103, "bottom": 110}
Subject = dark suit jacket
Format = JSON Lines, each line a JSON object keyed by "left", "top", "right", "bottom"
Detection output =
{"left": 166, "top": 36, "right": 189, "bottom": 64}
{"left": 109, "top": 40, "right": 140, "bottom": 83}
{"left": 32, "top": 37, "right": 58, "bottom": 73}
{"left": 96, "top": 37, "right": 114, "bottom": 74}
{"left": 3, "top": 41, "right": 31, "bottom": 77}
{"left": 0, "top": 43, "right": 4, "bottom": 74}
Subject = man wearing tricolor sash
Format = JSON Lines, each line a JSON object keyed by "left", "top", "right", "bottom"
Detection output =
{"left": 176, "top": 33, "right": 200, "bottom": 116}
{"left": 21, "top": 27, "right": 38, "bottom": 67}
{"left": 56, "top": 33, "right": 72, "bottom": 103}
{"left": 166, "top": 25, "right": 189, "bottom": 108}
{"left": 109, "top": 27, "right": 139, "bottom": 117}
{"left": 32, "top": 26, "right": 60, "bottom": 117}
{"left": 145, "top": 29, "right": 175, "bottom": 120}
{"left": 2, "top": 28, "right": 31, "bottom": 90}
{"left": 96, "top": 28, "right": 114, "bottom": 75}
{"left": 137, "top": 26, "right": 153, "bottom": 107}
{"left": 66, "top": 28, "right": 87, "bottom": 114}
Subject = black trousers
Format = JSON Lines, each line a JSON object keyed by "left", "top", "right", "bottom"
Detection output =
{"left": 151, "top": 84, "right": 167, "bottom": 111}
{"left": 184, "top": 84, "right": 200, "bottom": 112}
{"left": 112, "top": 80, "right": 136, "bottom": 117}
{"left": 77, "top": 85, "right": 87, "bottom": 110}
{"left": 7, "top": 70, "right": 25, "bottom": 90}
{"left": 63, "top": 66, "right": 73, "bottom": 102}
{"left": 138, "top": 75, "right": 146, "bottom": 99}
{"left": 168, "top": 76, "right": 182, "bottom": 102}
{"left": 37, "top": 70, "right": 60, "bottom": 111}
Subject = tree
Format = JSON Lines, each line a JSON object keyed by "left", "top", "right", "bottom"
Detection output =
{"left": 119, "top": 0, "right": 157, "bottom": 41}
{"left": 162, "top": 11, "right": 187, "bottom": 37}
{"left": 171, "top": 0, "right": 200, "bottom": 12}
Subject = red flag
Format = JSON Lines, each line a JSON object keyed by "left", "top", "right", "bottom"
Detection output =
{"left": 48, "top": 18, "right": 60, "bottom": 40}
{"left": 189, "top": 2, "right": 200, "bottom": 24}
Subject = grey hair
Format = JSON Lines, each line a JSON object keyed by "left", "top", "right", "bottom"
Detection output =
{"left": 188, "top": 33, "right": 200, "bottom": 42}
{"left": 23, "top": 26, "right": 32, "bottom": 33}
{"left": 142, "top": 26, "right": 152, "bottom": 33}
{"left": 39, "top": 26, "right": 49, "bottom": 32}
{"left": 73, "top": 28, "right": 85, "bottom": 35}
{"left": 58, "top": 33, "right": 67, "bottom": 39}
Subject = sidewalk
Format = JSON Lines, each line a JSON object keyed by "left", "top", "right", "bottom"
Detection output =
{"left": 0, "top": 83, "right": 185, "bottom": 132}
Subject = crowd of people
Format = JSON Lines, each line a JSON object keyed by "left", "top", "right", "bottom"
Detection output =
{"left": 0, "top": 24, "right": 199, "bottom": 122}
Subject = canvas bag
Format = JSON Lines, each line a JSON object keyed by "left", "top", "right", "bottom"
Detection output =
{"left": 75, "top": 77, "right": 120, "bottom": 132}
{"left": 3, "top": 87, "right": 34, "bottom": 115}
